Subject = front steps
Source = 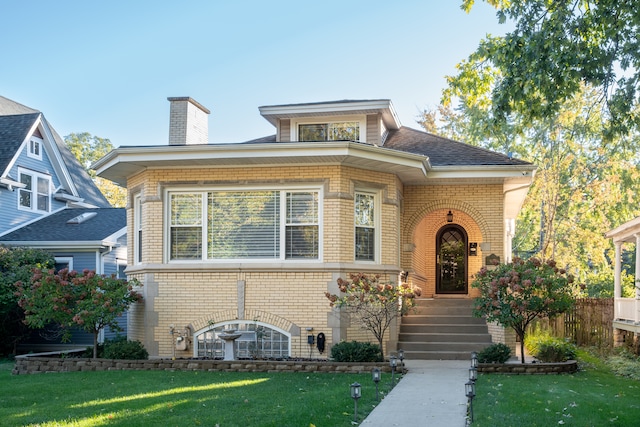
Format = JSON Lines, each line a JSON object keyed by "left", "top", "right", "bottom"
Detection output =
{"left": 398, "top": 298, "right": 493, "bottom": 360}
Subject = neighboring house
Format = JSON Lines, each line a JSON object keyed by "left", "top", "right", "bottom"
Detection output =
{"left": 0, "top": 95, "right": 128, "bottom": 351}
{"left": 94, "top": 97, "right": 535, "bottom": 359}
{"left": 606, "top": 219, "right": 640, "bottom": 350}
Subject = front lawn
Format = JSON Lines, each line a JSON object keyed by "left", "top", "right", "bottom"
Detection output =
{"left": 0, "top": 361, "right": 387, "bottom": 427}
{"left": 473, "top": 350, "right": 640, "bottom": 426}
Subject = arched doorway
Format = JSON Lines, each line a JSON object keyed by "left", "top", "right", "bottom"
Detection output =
{"left": 436, "top": 225, "right": 468, "bottom": 294}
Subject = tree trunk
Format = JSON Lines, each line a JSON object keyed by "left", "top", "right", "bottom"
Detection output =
{"left": 93, "top": 330, "right": 99, "bottom": 359}
{"left": 519, "top": 334, "right": 526, "bottom": 363}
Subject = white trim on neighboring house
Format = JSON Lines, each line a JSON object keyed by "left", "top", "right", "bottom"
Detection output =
{"left": 39, "top": 117, "right": 80, "bottom": 200}
{"left": 27, "top": 136, "right": 43, "bottom": 160}
{"left": 54, "top": 256, "right": 74, "bottom": 271}
{"left": 17, "top": 167, "right": 53, "bottom": 213}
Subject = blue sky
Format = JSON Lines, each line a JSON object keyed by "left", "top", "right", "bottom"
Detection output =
{"left": 2, "top": 1, "right": 510, "bottom": 147}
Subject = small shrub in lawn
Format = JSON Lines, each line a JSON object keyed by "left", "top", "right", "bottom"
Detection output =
{"left": 103, "top": 337, "right": 148, "bottom": 360}
{"left": 525, "top": 332, "right": 576, "bottom": 362}
{"left": 607, "top": 348, "right": 640, "bottom": 380}
{"left": 330, "top": 341, "right": 383, "bottom": 362}
{"left": 477, "top": 343, "right": 511, "bottom": 363}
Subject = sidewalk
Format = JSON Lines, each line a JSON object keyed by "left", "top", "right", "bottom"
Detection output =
{"left": 361, "top": 360, "right": 470, "bottom": 427}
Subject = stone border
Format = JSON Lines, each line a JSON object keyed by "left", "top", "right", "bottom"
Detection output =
{"left": 12, "top": 356, "right": 393, "bottom": 375}
{"left": 478, "top": 360, "right": 578, "bottom": 374}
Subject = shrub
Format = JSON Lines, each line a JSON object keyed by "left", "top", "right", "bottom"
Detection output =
{"left": 607, "top": 348, "right": 640, "bottom": 380}
{"left": 477, "top": 343, "right": 511, "bottom": 363}
{"left": 84, "top": 336, "right": 148, "bottom": 360}
{"left": 103, "top": 337, "right": 148, "bottom": 360}
{"left": 525, "top": 332, "right": 576, "bottom": 362}
{"left": 330, "top": 341, "right": 383, "bottom": 362}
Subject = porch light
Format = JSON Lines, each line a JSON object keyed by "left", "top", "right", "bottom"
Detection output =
{"left": 350, "top": 382, "right": 362, "bottom": 422}
{"left": 447, "top": 210, "right": 454, "bottom": 222}
{"left": 372, "top": 368, "right": 381, "bottom": 401}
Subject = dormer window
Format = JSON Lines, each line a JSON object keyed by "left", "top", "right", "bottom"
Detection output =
{"left": 28, "top": 137, "right": 43, "bottom": 160}
{"left": 298, "top": 121, "right": 360, "bottom": 142}
{"left": 18, "top": 168, "right": 51, "bottom": 213}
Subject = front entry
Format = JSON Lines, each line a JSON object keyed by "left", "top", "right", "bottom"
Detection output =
{"left": 436, "top": 225, "right": 468, "bottom": 294}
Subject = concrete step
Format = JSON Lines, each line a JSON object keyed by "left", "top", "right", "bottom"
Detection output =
{"left": 400, "top": 324, "right": 490, "bottom": 334}
{"left": 401, "top": 315, "right": 486, "bottom": 325}
{"left": 399, "top": 350, "right": 488, "bottom": 361}
{"left": 398, "top": 341, "right": 490, "bottom": 352}
{"left": 398, "top": 332, "right": 493, "bottom": 343}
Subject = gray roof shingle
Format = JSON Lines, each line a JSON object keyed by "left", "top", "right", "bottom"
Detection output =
{"left": 0, "top": 208, "right": 125, "bottom": 243}
{"left": 383, "top": 127, "right": 531, "bottom": 167}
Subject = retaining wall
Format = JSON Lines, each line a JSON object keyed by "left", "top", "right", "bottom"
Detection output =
{"left": 12, "top": 356, "right": 393, "bottom": 375}
{"left": 478, "top": 360, "right": 578, "bottom": 374}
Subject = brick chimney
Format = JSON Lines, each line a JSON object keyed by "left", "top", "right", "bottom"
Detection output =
{"left": 167, "top": 97, "right": 210, "bottom": 145}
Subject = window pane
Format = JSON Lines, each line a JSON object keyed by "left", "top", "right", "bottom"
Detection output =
{"left": 20, "top": 174, "right": 31, "bottom": 190}
{"left": 37, "top": 194, "right": 49, "bottom": 211}
{"left": 286, "top": 225, "right": 318, "bottom": 258}
{"left": 37, "top": 177, "right": 48, "bottom": 194}
{"left": 355, "top": 227, "right": 375, "bottom": 261}
{"left": 171, "top": 194, "right": 202, "bottom": 225}
{"left": 208, "top": 191, "right": 280, "bottom": 258}
{"left": 170, "top": 227, "right": 202, "bottom": 259}
{"left": 355, "top": 193, "right": 374, "bottom": 226}
{"left": 287, "top": 192, "right": 317, "bottom": 224}
{"left": 299, "top": 124, "right": 326, "bottom": 141}
{"left": 19, "top": 189, "right": 31, "bottom": 208}
{"left": 329, "top": 122, "right": 359, "bottom": 141}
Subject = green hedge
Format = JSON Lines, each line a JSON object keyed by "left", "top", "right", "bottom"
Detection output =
{"left": 330, "top": 341, "right": 383, "bottom": 362}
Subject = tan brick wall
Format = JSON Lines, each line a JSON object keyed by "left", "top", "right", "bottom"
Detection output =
{"left": 401, "top": 184, "right": 504, "bottom": 298}
{"left": 125, "top": 166, "right": 509, "bottom": 359}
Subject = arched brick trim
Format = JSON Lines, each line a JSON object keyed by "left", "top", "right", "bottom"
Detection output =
{"left": 190, "top": 310, "right": 298, "bottom": 335}
{"left": 404, "top": 200, "right": 491, "bottom": 245}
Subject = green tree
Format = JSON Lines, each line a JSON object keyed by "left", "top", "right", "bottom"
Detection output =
{"left": 0, "top": 246, "right": 54, "bottom": 356}
{"left": 472, "top": 257, "right": 575, "bottom": 363}
{"left": 325, "top": 273, "right": 421, "bottom": 357}
{"left": 453, "top": 0, "right": 640, "bottom": 137}
{"left": 64, "top": 132, "right": 127, "bottom": 207}
{"left": 15, "top": 268, "right": 142, "bottom": 358}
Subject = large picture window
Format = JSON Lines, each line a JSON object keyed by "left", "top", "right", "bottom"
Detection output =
{"left": 169, "top": 188, "right": 320, "bottom": 261}
{"left": 355, "top": 192, "right": 376, "bottom": 261}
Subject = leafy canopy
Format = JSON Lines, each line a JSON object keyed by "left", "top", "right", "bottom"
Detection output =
{"left": 451, "top": 0, "right": 640, "bottom": 137}
{"left": 472, "top": 257, "right": 575, "bottom": 362}
{"left": 0, "top": 246, "right": 54, "bottom": 356}
{"left": 15, "top": 268, "right": 142, "bottom": 358}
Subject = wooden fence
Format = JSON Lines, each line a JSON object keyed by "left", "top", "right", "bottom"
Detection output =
{"left": 532, "top": 298, "right": 613, "bottom": 349}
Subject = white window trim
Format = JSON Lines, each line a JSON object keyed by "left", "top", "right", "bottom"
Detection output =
{"left": 354, "top": 189, "right": 381, "bottom": 263}
{"left": 27, "top": 136, "right": 43, "bottom": 160}
{"left": 54, "top": 256, "right": 74, "bottom": 271}
{"left": 164, "top": 185, "right": 323, "bottom": 263}
{"left": 290, "top": 115, "right": 366, "bottom": 143}
{"left": 17, "top": 168, "right": 52, "bottom": 213}
{"left": 193, "top": 320, "right": 291, "bottom": 358}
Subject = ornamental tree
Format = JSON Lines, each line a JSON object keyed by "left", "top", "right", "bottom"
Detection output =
{"left": 472, "top": 257, "right": 574, "bottom": 363}
{"left": 325, "top": 273, "right": 421, "bottom": 357}
{"left": 15, "top": 268, "right": 142, "bottom": 358}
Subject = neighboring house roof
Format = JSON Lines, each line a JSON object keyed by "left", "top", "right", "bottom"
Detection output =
{"left": 0, "top": 96, "right": 111, "bottom": 208}
{"left": 383, "top": 127, "right": 531, "bottom": 167}
{"left": 0, "top": 112, "right": 40, "bottom": 175}
{"left": 0, "top": 208, "right": 125, "bottom": 247}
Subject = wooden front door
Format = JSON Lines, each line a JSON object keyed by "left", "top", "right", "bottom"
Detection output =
{"left": 436, "top": 225, "right": 468, "bottom": 294}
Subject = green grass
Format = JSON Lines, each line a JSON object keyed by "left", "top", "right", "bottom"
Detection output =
{"left": 473, "top": 350, "right": 640, "bottom": 426}
{"left": 0, "top": 361, "right": 392, "bottom": 427}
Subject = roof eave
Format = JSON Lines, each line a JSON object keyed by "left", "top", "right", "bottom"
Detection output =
{"left": 94, "top": 142, "right": 428, "bottom": 186}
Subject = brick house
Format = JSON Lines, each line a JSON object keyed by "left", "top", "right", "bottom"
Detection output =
{"left": 94, "top": 97, "right": 535, "bottom": 359}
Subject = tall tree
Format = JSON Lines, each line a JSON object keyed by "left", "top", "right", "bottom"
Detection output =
{"left": 64, "top": 133, "right": 127, "bottom": 207}
{"left": 453, "top": 0, "right": 640, "bottom": 137}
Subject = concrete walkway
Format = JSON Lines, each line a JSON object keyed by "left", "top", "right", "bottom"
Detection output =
{"left": 361, "top": 360, "right": 471, "bottom": 427}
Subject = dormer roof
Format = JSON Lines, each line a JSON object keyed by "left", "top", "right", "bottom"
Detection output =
{"left": 259, "top": 99, "right": 401, "bottom": 130}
